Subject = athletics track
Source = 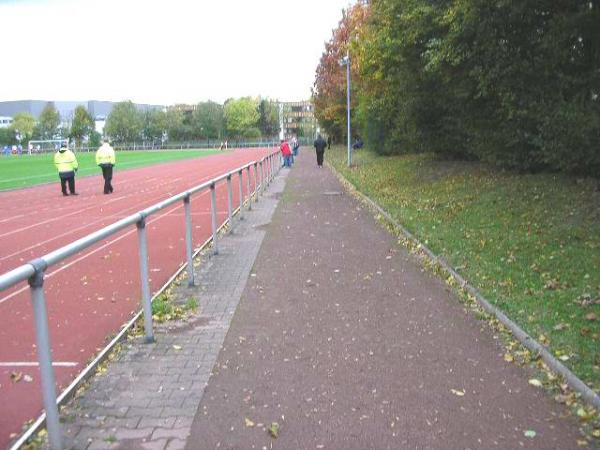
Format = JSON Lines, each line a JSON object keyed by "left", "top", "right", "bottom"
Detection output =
{"left": 0, "top": 148, "right": 271, "bottom": 448}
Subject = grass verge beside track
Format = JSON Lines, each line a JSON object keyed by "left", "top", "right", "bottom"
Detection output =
{"left": 0, "top": 149, "right": 221, "bottom": 190}
{"left": 328, "top": 146, "right": 600, "bottom": 392}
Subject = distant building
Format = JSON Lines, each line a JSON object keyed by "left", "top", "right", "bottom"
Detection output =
{"left": 0, "top": 100, "right": 164, "bottom": 122}
{"left": 0, "top": 116, "right": 13, "bottom": 128}
{"left": 279, "top": 100, "right": 317, "bottom": 140}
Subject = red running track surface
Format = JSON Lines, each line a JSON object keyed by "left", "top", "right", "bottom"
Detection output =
{"left": 0, "top": 148, "right": 273, "bottom": 448}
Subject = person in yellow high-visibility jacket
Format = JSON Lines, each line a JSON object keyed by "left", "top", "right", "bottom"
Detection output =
{"left": 95, "top": 138, "right": 116, "bottom": 194}
{"left": 54, "top": 142, "right": 79, "bottom": 196}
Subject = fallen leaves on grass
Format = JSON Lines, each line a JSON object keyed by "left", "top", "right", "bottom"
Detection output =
{"left": 585, "top": 313, "right": 598, "bottom": 321}
{"left": 528, "top": 379, "right": 543, "bottom": 388}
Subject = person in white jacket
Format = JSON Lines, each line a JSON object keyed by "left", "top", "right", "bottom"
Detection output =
{"left": 95, "top": 138, "right": 116, "bottom": 194}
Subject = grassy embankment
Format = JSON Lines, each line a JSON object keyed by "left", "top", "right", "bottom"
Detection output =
{"left": 0, "top": 149, "right": 221, "bottom": 191}
{"left": 328, "top": 146, "right": 600, "bottom": 392}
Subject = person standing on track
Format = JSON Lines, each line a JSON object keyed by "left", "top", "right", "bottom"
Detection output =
{"left": 54, "top": 142, "right": 79, "bottom": 196}
{"left": 314, "top": 134, "right": 327, "bottom": 168}
{"left": 95, "top": 137, "right": 116, "bottom": 194}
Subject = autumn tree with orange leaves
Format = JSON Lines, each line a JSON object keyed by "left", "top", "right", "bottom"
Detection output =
{"left": 312, "top": 3, "right": 369, "bottom": 143}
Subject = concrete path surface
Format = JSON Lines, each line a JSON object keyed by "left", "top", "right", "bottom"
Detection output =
{"left": 55, "top": 150, "right": 585, "bottom": 450}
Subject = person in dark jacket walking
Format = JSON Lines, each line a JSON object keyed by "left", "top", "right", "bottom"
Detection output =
{"left": 314, "top": 134, "right": 327, "bottom": 167}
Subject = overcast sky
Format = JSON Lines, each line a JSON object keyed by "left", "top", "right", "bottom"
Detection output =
{"left": 0, "top": 0, "right": 352, "bottom": 105}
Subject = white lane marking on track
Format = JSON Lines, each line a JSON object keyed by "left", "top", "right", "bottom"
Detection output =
{"left": 0, "top": 153, "right": 260, "bottom": 303}
{"left": 0, "top": 195, "right": 204, "bottom": 305}
{"left": 0, "top": 214, "right": 24, "bottom": 224}
{"left": 0, "top": 362, "right": 78, "bottom": 367}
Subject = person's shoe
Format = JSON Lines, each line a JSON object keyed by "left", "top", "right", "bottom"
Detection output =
{"left": 71, "top": 192, "right": 79, "bottom": 196}
{"left": 62, "top": 192, "right": 69, "bottom": 196}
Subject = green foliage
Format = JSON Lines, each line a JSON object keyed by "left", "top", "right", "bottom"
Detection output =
{"left": 191, "top": 101, "right": 224, "bottom": 139}
{"left": 37, "top": 103, "right": 60, "bottom": 139}
{"left": 142, "top": 109, "right": 167, "bottom": 143}
{"left": 317, "top": 0, "right": 600, "bottom": 175}
{"left": 223, "top": 97, "right": 260, "bottom": 138}
{"left": 258, "top": 99, "right": 279, "bottom": 137}
{"left": 104, "top": 101, "right": 143, "bottom": 143}
{"left": 0, "top": 127, "right": 15, "bottom": 146}
{"left": 164, "top": 107, "right": 187, "bottom": 141}
{"left": 10, "top": 112, "right": 36, "bottom": 143}
{"left": 70, "top": 105, "right": 94, "bottom": 145}
{"left": 89, "top": 130, "right": 102, "bottom": 149}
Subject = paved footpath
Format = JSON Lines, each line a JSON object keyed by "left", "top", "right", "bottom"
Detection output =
{"left": 59, "top": 151, "right": 584, "bottom": 450}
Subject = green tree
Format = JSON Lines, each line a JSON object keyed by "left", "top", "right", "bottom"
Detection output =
{"left": 10, "top": 112, "right": 36, "bottom": 144}
{"left": 223, "top": 97, "right": 260, "bottom": 138}
{"left": 104, "top": 101, "right": 143, "bottom": 143}
{"left": 38, "top": 103, "right": 61, "bottom": 139}
{"left": 191, "top": 101, "right": 224, "bottom": 139}
{"left": 164, "top": 107, "right": 186, "bottom": 142}
{"left": 70, "top": 106, "right": 94, "bottom": 147}
{"left": 142, "top": 109, "right": 167, "bottom": 143}
{"left": 0, "top": 127, "right": 15, "bottom": 146}
{"left": 257, "top": 99, "right": 279, "bottom": 137}
{"left": 350, "top": 0, "right": 600, "bottom": 174}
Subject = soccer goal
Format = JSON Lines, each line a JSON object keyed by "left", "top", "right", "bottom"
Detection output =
{"left": 27, "top": 139, "right": 69, "bottom": 155}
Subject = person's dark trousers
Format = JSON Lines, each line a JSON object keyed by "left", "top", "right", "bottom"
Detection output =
{"left": 316, "top": 150, "right": 324, "bottom": 167}
{"left": 100, "top": 164, "right": 114, "bottom": 193}
{"left": 59, "top": 171, "right": 76, "bottom": 195}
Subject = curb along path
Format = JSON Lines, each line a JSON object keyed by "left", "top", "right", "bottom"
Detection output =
{"left": 57, "top": 168, "right": 289, "bottom": 450}
{"left": 186, "top": 152, "right": 583, "bottom": 449}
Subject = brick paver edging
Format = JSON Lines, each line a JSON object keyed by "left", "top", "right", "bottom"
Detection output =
{"left": 327, "top": 162, "right": 600, "bottom": 411}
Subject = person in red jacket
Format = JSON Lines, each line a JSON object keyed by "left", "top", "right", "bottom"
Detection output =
{"left": 280, "top": 139, "right": 292, "bottom": 167}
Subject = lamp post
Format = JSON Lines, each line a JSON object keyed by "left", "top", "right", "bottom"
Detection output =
{"left": 340, "top": 51, "right": 352, "bottom": 167}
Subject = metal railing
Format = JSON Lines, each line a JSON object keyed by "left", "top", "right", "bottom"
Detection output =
{"left": 0, "top": 150, "right": 283, "bottom": 450}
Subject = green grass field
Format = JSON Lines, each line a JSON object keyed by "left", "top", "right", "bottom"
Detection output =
{"left": 0, "top": 149, "right": 221, "bottom": 191}
{"left": 328, "top": 146, "right": 600, "bottom": 392}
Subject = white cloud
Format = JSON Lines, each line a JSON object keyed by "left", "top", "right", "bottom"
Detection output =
{"left": 1, "top": 0, "right": 351, "bottom": 105}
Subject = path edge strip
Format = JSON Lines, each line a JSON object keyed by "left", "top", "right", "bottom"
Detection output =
{"left": 327, "top": 163, "right": 600, "bottom": 410}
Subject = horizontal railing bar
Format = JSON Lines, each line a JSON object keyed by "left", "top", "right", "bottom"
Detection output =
{"left": 0, "top": 265, "right": 35, "bottom": 291}
{"left": 0, "top": 153, "right": 278, "bottom": 295}
{"left": 42, "top": 213, "right": 142, "bottom": 267}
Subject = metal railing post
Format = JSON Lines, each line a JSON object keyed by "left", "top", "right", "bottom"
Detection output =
{"left": 136, "top": 217, "right": 154, "bottom": 343}
{"left": 183, "top": 195, "right": 194, "bottom": 287}
{"left": 238, "top": 169, "right": 244, "bottom": 220}
{"left": 28, "top": 259, "right": 62, "bottom": 450}
{"left": 266, "top": 156, "right": 271, "bottom": 185}
{"left": 246, "top": 166, "right": 252, "bottom": 211}
{"left": 226, "top": 174, "right": 233, "bottom": 233}
{"left": 259, "top": 161, "right": 264, "bottom": 196}
{"left": 253, "top": 163, "right": 259, "bottom": 202}
{"left": 210, "top": 183, "right": 219, "bottom": 254}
